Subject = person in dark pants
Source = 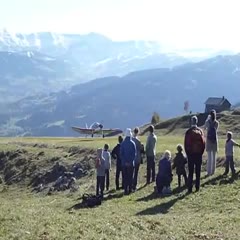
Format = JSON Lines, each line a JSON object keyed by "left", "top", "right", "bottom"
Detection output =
{"left": 223, "top": 131, "right": 240, "bottom": 176}
{"left": 132, "top": 127, "right": 142, "bottom": 191}
{"left": 120, "top": 128, "right": 136, "bottom": 195}
{"left": 172, "top": 144, "right": 188, "bottom": 188}
{"left": 111, "top": 136, "right": 124, "bottom": 190}
{"left": 96, "top": 148, "right": 106, "bottom": 198}
{"left": 145, "top": 125, "right": 157, "bottom": 184}
{"left": 184, "top": 116, "right": 205, "bottom": 193}
{"left": 102, "top": 144, "right": 111, "bottom": 191}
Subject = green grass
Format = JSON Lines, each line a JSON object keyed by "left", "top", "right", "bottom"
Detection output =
{"left": 1, "top": 135, "right": 236, "bottom": 157}
{"left": 0, "top": 136, "right": 240, "bottom": 239}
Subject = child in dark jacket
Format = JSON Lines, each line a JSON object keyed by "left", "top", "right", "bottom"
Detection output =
{"left": 172, "top": 145, "right": 188, "bottom": 188}
{"left": 156, "top": 150, "right": 173, "bottom": 194}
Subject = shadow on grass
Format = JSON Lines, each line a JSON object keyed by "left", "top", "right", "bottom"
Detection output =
{"left": 201, "top": 170, "right": 240, "bottom": 187}
{"left": 136, "top": 185, "right": 186, "bottom": 202}
{"left": 68, "top": 191, "right": 125, "bottom": 211}
{"left": 136, "top": 192, "right": 188, "bottom": 215}
{"left": 103, "top": 192, "right": 124, "bottom": 201}
{"left": 67, "top": 202, "right": 86, "bottom": 210}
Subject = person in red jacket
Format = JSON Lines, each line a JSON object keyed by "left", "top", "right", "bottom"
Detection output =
{"left": 184, "top": 116, "right": 205, "bottom": 193}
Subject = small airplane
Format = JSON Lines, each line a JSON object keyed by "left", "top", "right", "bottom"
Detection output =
{"left": 71, "top": 122, "right": 123, "bottom": 138}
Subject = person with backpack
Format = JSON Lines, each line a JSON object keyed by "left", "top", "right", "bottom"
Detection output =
{"left": 145, "top": 125, "right": 157, "bottom": 184}
{"left": 132, "top": 127, "right": 142, "bottom": 191}
{"left": 96, "top": 148, "right": 106, "bottom": 198}
{"left": 204, "top": 110, "right": 219, "bottom": 176}
{"left": 120, "top": 128, "right": 137, "bottom": 195}
{"left": 184, "top": 116, "right": 205, "bottom": 193}
{"left": 111, "top": 136, "right": 124, "bottom": 190}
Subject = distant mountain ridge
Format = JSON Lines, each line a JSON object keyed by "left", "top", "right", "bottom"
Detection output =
{"left": 1, "top": 53, "right": 240, "bottom": 137}
{"left": 0, "top": 29, "right": 191, "bottom": 102}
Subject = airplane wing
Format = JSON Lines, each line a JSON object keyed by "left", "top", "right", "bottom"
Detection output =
{"left": 71, "top": 127, "right": 93, "bottom": 134}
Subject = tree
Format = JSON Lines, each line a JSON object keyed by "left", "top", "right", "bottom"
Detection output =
{"left": 151, "top": 112, "right": 160, "bottom": 125}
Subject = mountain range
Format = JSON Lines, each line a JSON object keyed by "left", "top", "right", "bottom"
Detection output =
{"left": 0, "top": 29, "right": 191, "bottom": 103}
{"left": 1, "top": 53, "right": 240, "bottom": 137}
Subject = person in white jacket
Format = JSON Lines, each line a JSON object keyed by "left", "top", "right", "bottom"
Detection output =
{"left": 223, "top": 131, "right": 240, "bottom": 176}
{"left": 204, "top": 110, "right": 219, "bottom": 176}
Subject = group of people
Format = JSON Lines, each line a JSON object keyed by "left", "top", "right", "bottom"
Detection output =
{"left": 95, "top": 109, "right": 240, "bottom": 198}
{"left": 95, "top": 126, "right": 155, "bottom": 197}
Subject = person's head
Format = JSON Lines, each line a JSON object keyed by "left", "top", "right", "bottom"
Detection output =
{"left": 133, "top": 127, "right": 139, "bottom": 136}
{"left": 163, "top": 150, "right": 172, "bottom": 160}
{"left": 149, "top": 125, "right": 154, "bottom": 133}
{"left": 104, "top": 143, "right": 109, "bottom": 151}
{"left": 164, "top": 150, "right": 171, "bottom": 160}
{"left": 125, "top": 128, "right": 132, "bottom": 138}
{"left": 227, "top": 131, "right": 232, "bottom": 140}
{"left": 177, "top": 144, "right": 183, "bottom": 153}
{"left": 210, "top": 109, "right": 216, "bottom": 121}
{"left": 191, "top": 116, "right": 198, "bottom": 126}
{"left": 118, "top": 135, "right": 123, "bottom": 144}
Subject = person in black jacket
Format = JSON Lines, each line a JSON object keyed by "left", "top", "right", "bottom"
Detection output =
{"left": 172, "top": 144, "right": 188, "bottom": 188}
{"left": 111, "top": 136, "right": 124, "bottom": 190}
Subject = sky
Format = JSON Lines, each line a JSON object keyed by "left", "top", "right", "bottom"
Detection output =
{"left": 1, "top": 0, "right": 240, "bottom": 51}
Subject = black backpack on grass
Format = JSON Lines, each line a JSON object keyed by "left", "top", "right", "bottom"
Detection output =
{"left": 82, "top": 193, "right": 102, "bottom": 208}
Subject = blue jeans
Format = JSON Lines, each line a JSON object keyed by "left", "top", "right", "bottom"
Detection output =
{"left": 225, "top": 156, "right": 235, "bottom": 174}
{"left": 123, "top": 166, "right": 133, "bottom": 194}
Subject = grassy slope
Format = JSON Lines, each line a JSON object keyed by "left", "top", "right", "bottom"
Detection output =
{"left": 0, "top": 136, "right": 240, "bottom": 239}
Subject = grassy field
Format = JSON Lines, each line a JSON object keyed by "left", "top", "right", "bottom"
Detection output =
{"left": 0, "top": 136, "right": 240, "bottom": 239}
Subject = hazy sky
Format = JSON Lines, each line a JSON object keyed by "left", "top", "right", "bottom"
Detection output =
{"left": 1, "top": 0, "right": 240, "bottom": 50}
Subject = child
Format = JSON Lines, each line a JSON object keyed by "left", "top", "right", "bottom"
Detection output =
{"left": 156, "top": 150, "right": 173, "bottom": 195}
{"left": 96, "top": 148, "right": 106, "bottom": 198}
{"left": 223, "top": 131, "right": 240, "bottom": 176}
{"left": 172, "top": 144, "right": 188, "bottom": 188}
{"left": 102, "top": 144, "right": 111, "bottom": 191}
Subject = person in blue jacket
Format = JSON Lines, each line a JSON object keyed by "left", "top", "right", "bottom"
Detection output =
{"left": 120, "top": 128, "right": 137, "bottom": 195}
{"left": 156, "top": 150, "right": 173, "bottom": 194}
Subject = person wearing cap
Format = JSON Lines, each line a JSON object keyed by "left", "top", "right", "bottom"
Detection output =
{"left": 184, "top": 116, "right": 205, "bottom": 193}
{"left": 111, "top": 136, "right": 124, "bottom": 190}
{"left": 145, "top": 125, "right": 157, "bottom": 184}
{"left": 120, "top": 128, "right": 137, "bottom": 195}
{"left": 132, "top": 127, "right": 142, "bottom": 191}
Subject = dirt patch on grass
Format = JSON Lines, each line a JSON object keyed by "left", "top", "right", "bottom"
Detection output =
{"left": 0, "top": 145, "right": 97, "bottom": 189}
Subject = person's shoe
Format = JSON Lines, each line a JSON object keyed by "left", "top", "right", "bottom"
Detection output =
{"left": 187, "top": 189, "right": 192, "bottom": 194}
{"left": 195, "top": 188, "right": 200, "bottom": 192}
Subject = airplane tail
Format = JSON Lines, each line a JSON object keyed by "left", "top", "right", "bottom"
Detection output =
{"left": 85, "top": 123, "right": 88, "bottom": 129}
